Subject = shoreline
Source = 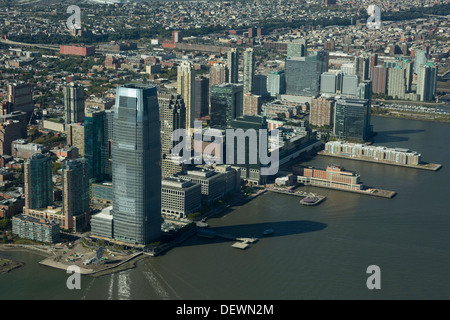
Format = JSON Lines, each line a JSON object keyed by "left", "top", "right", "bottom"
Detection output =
{"left": 0, "top": 257, "right": 24, "bottom": 274}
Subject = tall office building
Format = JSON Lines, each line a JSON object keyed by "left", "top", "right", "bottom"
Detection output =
{"left": 371, "top": 65, "right": 388, "bottom": 94}
{"left": 369, "top": 53, "right": 378, "bottom": 79}
{"left": 112, "top": 84, "right": 161, "bottom": 245}
{"left": 193, "top": 76, "right": 209, "bottom": 119}
{"left": 62, "top": 158, "right": 90, "bottom": 232}
{"left": 334, "top": 98, "right": 372, "bottom": 141}
{"left": 417, "top": 63, "right": 438, "bottom": 102}
{"left": 177, "top": 61, "right": 195, "bottom": 131}
{"left": 229, "top": 115, "right": 268, "bottom": 185}
{"left": 355, "top": 55, "right": 370, "bottom": 81}
{"left": 243, "top": 48, "right": 255, "bottom": 94}
{"left": 309, "top": 50, "right": 329, "bottom": 74}
{"left": 159, "top": 93, "right": 186, "bottom": 178}
{"left": 227, "top": 48, "right": 239, "bottom": 84}
{"left": 414, "top": 50, "right": 427, "bottom": 74}
{"left": 84, "top": 109, "right": 108, "bottom": 181}
{"left": 210, "top": 83, "right": 244, "bottom": 129}
{"left": 64, "top": 83, "right": 85, "bottom": 124}
{"left": 341, "top": 75, "right": 360, "bottom": 96}
{"left": 267, "top": 70, "right": 286, "bottom": 97}
{"left": 310, "top": 96, "right": 334, "bottom": 127}
{"left": 287, "top": 39, "right": 307, "bottom": 58}
{"left": 253, "top": 75, "right": 269, "bottom": 97}
{"left": 320, "top": 72, "right": 338, "bottom": 94}
{"left": 7, "top": 83, "right": 34, "bottom": 119}
{"left": 285, "top": 57, "right": 321, "bottom": 96}
{"left": 24, "top": 153, "right": 53, "bottom": 210}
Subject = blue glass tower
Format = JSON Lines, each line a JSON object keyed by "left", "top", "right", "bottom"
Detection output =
{"left": 112, "top": 84, "right": 162, "bottom": 245}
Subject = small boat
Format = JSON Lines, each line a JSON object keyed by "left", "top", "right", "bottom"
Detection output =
{"left": 262, "top": 229, "right": 274, "bottom": 236}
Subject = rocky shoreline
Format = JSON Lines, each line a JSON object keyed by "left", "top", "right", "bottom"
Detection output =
{"left": 0, "top": 257, "right": 24, "bottom": 274}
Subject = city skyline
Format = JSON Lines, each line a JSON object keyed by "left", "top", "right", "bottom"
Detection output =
{"left": 0, "top": 0, "right": 448, "bottom": 303}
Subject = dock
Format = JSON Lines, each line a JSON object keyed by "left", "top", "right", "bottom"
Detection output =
{"left": 267, "top": 186, "right": 327, "bottom": 206}
{"left": 299, "top": 182, "right": 396, "bottom": 199}
{"left": 317, "top": 151, "right": 442, "bottom": 171}
{"left": 197, "top": 230, "right": 259, "bottom": 250}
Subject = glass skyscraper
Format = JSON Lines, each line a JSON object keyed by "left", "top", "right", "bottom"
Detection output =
{"left": 334, "top": 98, "right": 371, "bottom": 142}
{"left": 285, "top": 51, "right": 327, "bottom": 97}
{"left": 112, "top": 84, "right": 161, "bottom": 245}
{"left": 24, "top": 153, "right": 53, "bottom": 210}
{"left": 210, "top": 83, "right": 244, "bottom": 129}
{"left": 84, "top": 109, "right": 108, "bottom": 181}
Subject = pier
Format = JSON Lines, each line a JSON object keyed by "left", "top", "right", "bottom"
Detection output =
{"left": 317, "top": 151, "right": 442, "bottom": 171}
{"left": 197, "top": 229, "right": 259, "bottom": 250}
{"left": 267, "top": 187, "right": 327, "bottom": 206}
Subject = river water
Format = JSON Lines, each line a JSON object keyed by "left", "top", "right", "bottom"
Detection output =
{"left": 1, "top": 116, "right": 450, "bottom": 300}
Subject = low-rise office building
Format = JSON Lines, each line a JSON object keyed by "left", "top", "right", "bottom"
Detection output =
{"left": 90, "top": 206, "right": 113, "bottom": 239}
{"left": 161, "top": 177, "right": 202, "bottom": 218}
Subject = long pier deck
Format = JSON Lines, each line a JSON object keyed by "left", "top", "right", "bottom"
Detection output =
{"left": 317, "top": 151, "right": 442, "bottom": 171}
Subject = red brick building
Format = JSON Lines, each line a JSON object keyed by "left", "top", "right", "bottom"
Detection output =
{"left": 60, "top": 45, "right": 95, "bottom": 56}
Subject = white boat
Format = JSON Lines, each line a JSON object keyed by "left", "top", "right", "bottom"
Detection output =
{"left": 262, "top": 229, "right": 274, "bottom": 236}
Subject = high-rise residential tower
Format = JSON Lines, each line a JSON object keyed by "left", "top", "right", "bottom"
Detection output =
{"left": 177, "top": 61, "right": 195, "bottom": 132}
{"left": 417, "top": 63, "right": 438, "bottom": 102}
{"left": 112, "top": 84, "right": 161, "bottom": 245}
{"left": 7, "top": 83, "right": 34, "bottom": 119}
{"left": 193, "top": 76, "right": 210, "bottom": 119}
{"left": 243, "top": 48, "right": 255, "bottom": 94}
{"left": 62, "top": 158, "right": 90, "bottom": 232}
{"left": 227, "top": 48, "right": 239, "bottom": 84}
{"left": 159, "top": 93, "right": 187, "bottom": 178}
{"left": 24, "top": 153, "right": 53, "bottom": 210}
{"left": 64, "top": 83, "right": 85, "bottom": 124}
